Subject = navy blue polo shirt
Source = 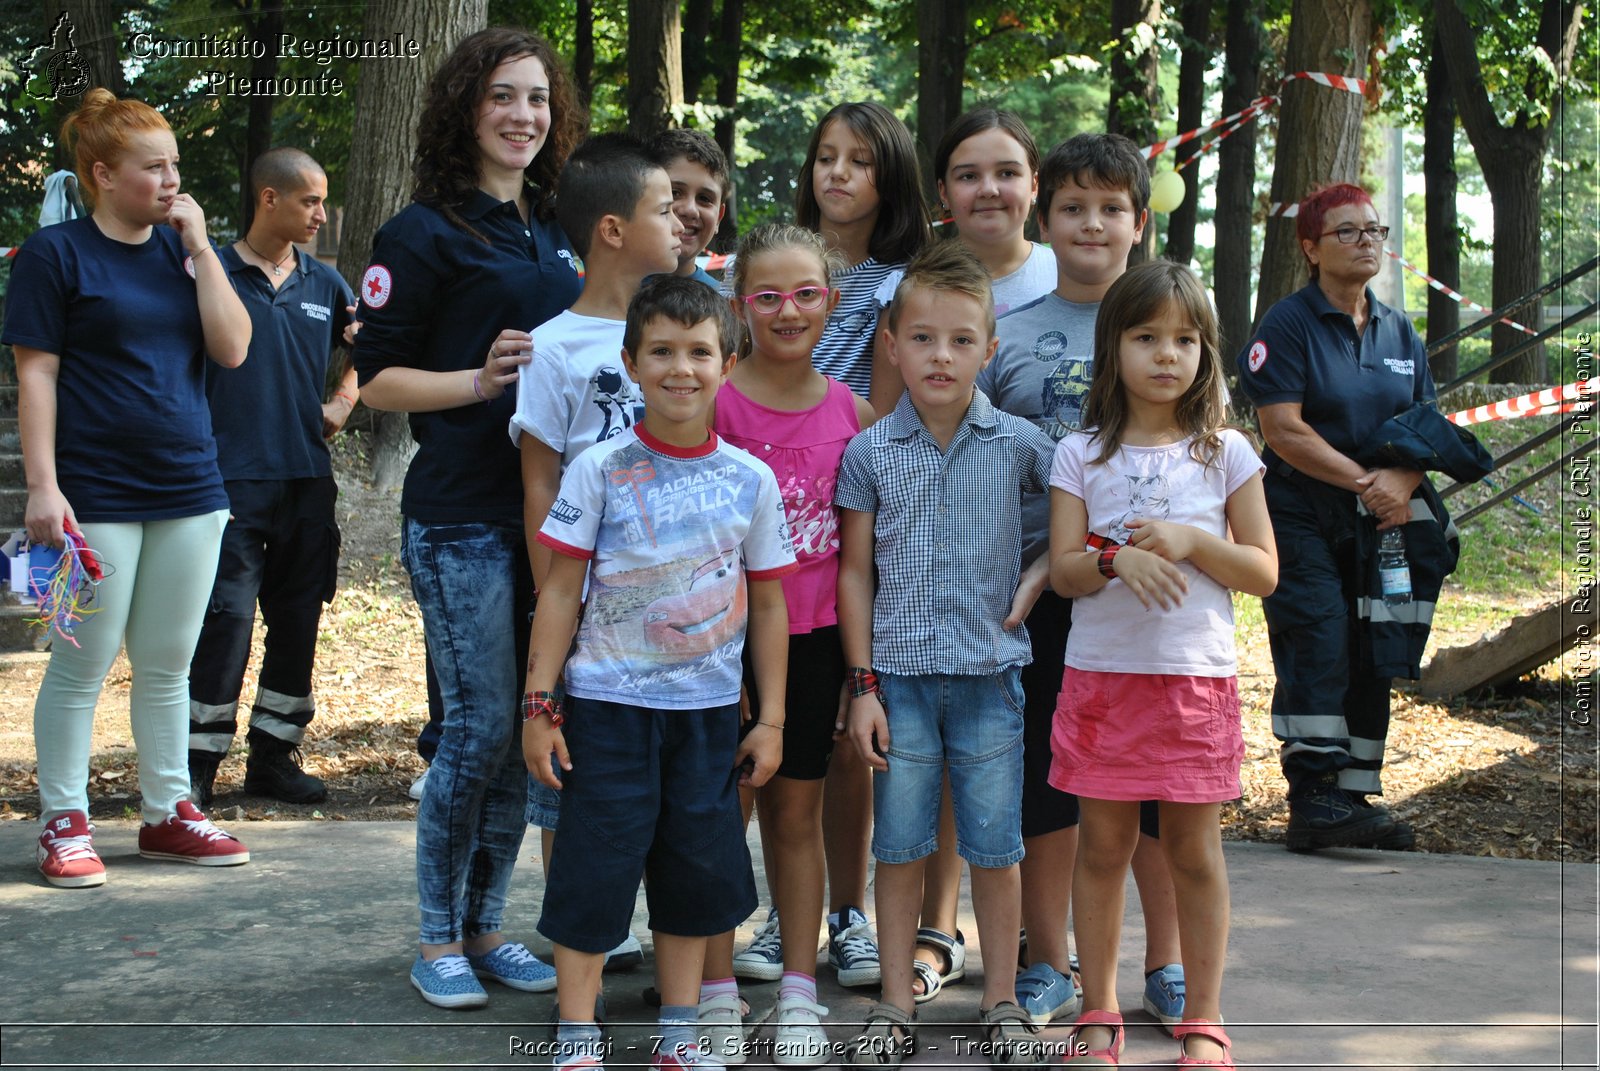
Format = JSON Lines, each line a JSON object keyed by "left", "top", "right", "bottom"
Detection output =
{"left": 1237, "top": 283, "right": 1435, "bottom": 461}
{"left": 207, "top": 245, "right": 355, "bottom": 481}
{"left": 352, "top": 191, "right": 582, "bottom": 523}
{"left": 1, "top": 217, "right": 228, "bottom": 522}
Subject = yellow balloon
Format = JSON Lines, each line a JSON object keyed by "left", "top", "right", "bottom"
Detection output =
{"left": 1148, "top": 169, "right": 1186, "bottom": 214}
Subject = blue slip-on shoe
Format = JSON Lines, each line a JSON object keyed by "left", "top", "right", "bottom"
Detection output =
{"left": 1015, "top": 962, "right": 1081, "bottom": 1025}
{"left": 1141, "top": 963, "right": 1186, "bottom": 1033}
{"left": 467, "top": 942, "right": 558, "bottom": 993}
{"left": 411, "top": 953, "right": 489, "bottom": 1009}
{"left": 827, "top": 905, "right": 881, "bottom": 988}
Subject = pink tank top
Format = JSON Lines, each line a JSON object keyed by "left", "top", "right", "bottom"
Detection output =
{"left": 715, "top": 377, "right": 861, "bottom": 633}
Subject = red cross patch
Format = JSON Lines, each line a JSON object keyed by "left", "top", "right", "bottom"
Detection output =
{"left": 361, "top": 264, "right": 393, "bottom": 309}
{"left": 1248, "top": 340, "right": 1268, "bottom": 373}
{"left": 183, "top": 254, "right": 196, "bottom": 279}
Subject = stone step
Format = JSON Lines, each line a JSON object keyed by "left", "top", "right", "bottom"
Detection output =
{"left": 0, "top": 451, "right": 21, "bottom": 485}
{"left": 0, "top": 486, "right": 24, "bottom": 526}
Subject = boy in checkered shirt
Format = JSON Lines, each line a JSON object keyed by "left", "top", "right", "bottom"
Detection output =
{"left": 834, "top": 241, "right": 1055, "bottom": 1066}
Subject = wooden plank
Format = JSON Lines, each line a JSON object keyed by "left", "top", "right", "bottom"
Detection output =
{"left": 1418, "top": 596, "right": 1592, "bottom": 697}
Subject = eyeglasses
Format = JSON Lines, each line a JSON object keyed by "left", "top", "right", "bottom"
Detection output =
{"left": 1320, "top": 225, "right": 1390, "bottom": 244}
{"left": 741, "top": 287, "right": 831, "bottom": 314}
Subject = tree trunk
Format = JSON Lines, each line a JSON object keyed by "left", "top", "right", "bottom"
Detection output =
{"left": 916, "top": 0, "right": 968, "bottom": 202}
{"left": 1163, "top": 0, "right": 1213, "bottom": 267}
{"left": 575, "top": 0, "right": 595, "bottom": 111}
{"left": 1422, "top": 22, "right": 1460, "bottom": 384}
{"left": 1435, "top": 0, "right": 1582, "bottom": 384}
{"left": 240, "top": 0, "right": 285, "bottom": 231}
{"left": 60, "top": 0, "right": 125, "bottom": 96}
{"left": 712, "top": 0, "right": 743, "bottom": 251}
{"left": 338, "top": 0, "right": 488, "bottom": 491}
{"left": 1213, "top": 0, "right": 1263, "bottom": 361}
{"left": 1254, "top": 0, "right": 1371, "bottom": 322}
{"left": 682, "top": 0, "right": 714, "bottom": 103}
{"left": 1107, "top": 0, "right": 1161, "bottom": 263}
{"left": 627, "top": 0, "right": 684, "bottom": 140}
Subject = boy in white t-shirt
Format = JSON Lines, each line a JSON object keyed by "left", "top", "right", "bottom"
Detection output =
{"left": 524, "top": 276, "right": 796, "bottom": 1071}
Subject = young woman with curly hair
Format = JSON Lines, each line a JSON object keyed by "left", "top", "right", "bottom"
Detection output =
{"left": 350, "top": 27, "right": 586, "bottom": 1009}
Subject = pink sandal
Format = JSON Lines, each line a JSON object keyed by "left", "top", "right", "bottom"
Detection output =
{"left": 1063, "top": 1009, "right": 1124, "bottom": 1067}
{"left": 1172, "top": 1019, "right": 1234, "bottom": 1069}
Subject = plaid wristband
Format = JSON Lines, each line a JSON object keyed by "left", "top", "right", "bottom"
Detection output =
{"left": 521, "top": 691, "right": 566, "bottom": 726}
{"left": 846, "top": 667, "right": 880, "bottom": 698}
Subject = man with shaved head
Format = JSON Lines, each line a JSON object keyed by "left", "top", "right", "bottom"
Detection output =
{"left": 187, "top": 147, "right": 359, "bottom": 809}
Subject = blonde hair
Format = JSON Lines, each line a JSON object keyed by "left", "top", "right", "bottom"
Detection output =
{"left": 729, "top": 222, "right": 846, "bottom": 357}
{"left": 61, "top": 88, "right": 171, "bottom": 208}
{"left": 885, "top": 238, "right": 995, "bottom": 337}
{"left": 1082, "top": 260, "right": 1226, "bottom": 465}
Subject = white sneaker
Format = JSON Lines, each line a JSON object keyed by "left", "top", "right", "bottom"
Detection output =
{"left": 772, "top": 995, "right": 830, "bottom": 1067}
{"left": 604, "top": 932, "right": 644, "bottom": 972}
{"left": 697, "top": 992, "right": 746, "bottom": 1065}
{"left": 408, "top": 768, "right": 428, "bottom": 801}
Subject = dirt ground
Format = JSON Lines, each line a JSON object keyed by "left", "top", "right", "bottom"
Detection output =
{"left": 0, "top": 438, "right": 1594, "bottom": 863}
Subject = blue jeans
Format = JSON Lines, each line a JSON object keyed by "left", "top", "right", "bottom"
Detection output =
{"left": 402, "top": 518, "right": 532, "bottom": 944}
{"left": 872, "top": 670, "right": 1026, "bottom": 868}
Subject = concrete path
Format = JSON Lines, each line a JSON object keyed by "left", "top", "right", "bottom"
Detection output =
{"left": 0, "top": 822, "right": 1593, "bottom": 1070}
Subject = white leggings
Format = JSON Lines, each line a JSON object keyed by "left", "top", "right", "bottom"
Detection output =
{"left": 34, "top": 510, "right": 228, "bottom": 824}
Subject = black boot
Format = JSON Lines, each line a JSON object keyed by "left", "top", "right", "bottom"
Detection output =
{"left": 243, "top": 732, "right": 327, "bottom": 804}
{"left": 188, "top": 750, "right": 222, "bottom": 809}
{"left": 1351, "top": 794, "right": 1418, "bottom": 850}
{"left": 1285, "top": 774, "right": 1396, "bottom": 852}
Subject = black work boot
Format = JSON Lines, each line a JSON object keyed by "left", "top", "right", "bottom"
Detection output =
{"left": 188, "top": 750, "right": 222, "bottom": 809}
{"left": 1285, "top": 774, "right": 1396, "bottom": 852}
{"left": 1351, "top": 795, "right": 1418, "bottom": 850}
{"left": 243, "top": 732, "right": 327, "bottom": 804}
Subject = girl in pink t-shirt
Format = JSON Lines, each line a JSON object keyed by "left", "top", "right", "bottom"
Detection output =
{"left": 1047, "top": 262, "right": 1277, "bottom": 1070}
{"left": 702, "top": 223, "right": 875, "bottom": 1056}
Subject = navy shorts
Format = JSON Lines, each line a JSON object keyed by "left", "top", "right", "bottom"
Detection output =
{"left": 536, "top": 697, "right": 758, "bottom": 953}
{"left": 740, "top": 626, "right": 846, "bottom": 781}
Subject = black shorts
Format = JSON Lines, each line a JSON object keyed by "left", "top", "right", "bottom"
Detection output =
{"left": 1022, "top": 591, "right": 1080, "bottom": 837}
{"left": 741, "top": 625, "right": 846, "bottom": 781}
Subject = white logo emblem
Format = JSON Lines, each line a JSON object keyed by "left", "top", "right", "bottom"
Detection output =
{"left": 1247, "top": 341, "right": 1268, "bottom": 373}
{"left": 183, "top": 254, "right": 196, "bottom": 279}
{"left": 361, "top": 264, "right": 393, "bottom": 309}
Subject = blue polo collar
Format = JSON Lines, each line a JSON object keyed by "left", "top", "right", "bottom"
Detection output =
{"left": 885, "top": 388, "right": 998, "bottom": 441}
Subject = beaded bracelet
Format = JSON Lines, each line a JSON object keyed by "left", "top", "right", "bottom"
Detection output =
{"left": 521, "top": 690, "right": 566, "bottom": 726}
{"left": 1097, "top": 545, "right": 1122, "bottom": 579}
{"left": 846, "top": 666, "right": 880, "bottom": 699}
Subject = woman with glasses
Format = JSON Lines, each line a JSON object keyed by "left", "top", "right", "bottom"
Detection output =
{"left": 1234, "top": 184, "right": 1431, "bottom": 853}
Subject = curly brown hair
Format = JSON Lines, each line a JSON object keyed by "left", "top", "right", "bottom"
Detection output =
{"left": 412, "top": 27, "right": 586, "bottom": 236}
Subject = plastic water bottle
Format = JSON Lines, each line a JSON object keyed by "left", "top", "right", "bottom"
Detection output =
{"left": 1378, "top": 528, "right": 1412, "bottom": 606}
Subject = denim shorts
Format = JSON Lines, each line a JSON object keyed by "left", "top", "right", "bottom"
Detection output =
{"left": 872, "top": 670, "right": 1025, "bottom": 868}
{"left": 537, "top": 697, "right": 758, "bottom": 953}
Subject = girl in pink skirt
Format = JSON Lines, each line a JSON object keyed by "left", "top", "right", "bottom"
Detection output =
{"left": 1046, "top": 261, "right": 1278, "bottom": 1070}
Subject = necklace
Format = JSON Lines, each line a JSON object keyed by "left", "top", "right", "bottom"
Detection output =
{"left": 242, "top": 237, "right": 293, "bottom": 276}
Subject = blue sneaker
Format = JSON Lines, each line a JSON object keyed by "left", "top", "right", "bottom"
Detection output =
{"left": 733, "top": 908, "right": 783, "bottom": 982}
{"left": 1014, "top": 962, "right": 1081, "bottom": 1025}
{"left": 827, "top": 905, "right": 880, "bottom": 988}
{"left": 1142, "top": 963, "right": 1185, "bottom": 1032}
{"left": 411, "top": 953, "right": 489, "bottom": 1009}
{"left": 468, "top": 942, "right": 558, "bottom": 992}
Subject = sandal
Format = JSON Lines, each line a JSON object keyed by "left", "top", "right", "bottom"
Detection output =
{"left": 1172, "top": 1019, "right": 1234, "bottom": 1069}
{"left": 979, "top": 1001, "right": 1047, "bottom": 1067}
{"left": 845, "top": 1002, "right": 916, "bottom": 1069}
{"left": 910, "top": 927, "right": 966, "bottom": 1004}
{"left": 1063, "top": 1009, "right": 1124, "bottom": 1067}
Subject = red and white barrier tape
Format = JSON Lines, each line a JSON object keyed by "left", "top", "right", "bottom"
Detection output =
{"left": 1143, "top": 71, "right": 1366, "bottom": 163}
{"left": 1383, "top": 250, "right": 1543, "bottom": 338}
{"left": 1446, "top": 378, "right": 1596, "bottom": 426}
{"left": 0, "top": 247, "right": 17, "bottom": 258}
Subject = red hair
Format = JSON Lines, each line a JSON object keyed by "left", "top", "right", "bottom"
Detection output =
{"left": 61, "top": 88, "right": 171, "bottom": 208}
{"left": 1295, "top": 183, "right": 1373, "bottom": 279}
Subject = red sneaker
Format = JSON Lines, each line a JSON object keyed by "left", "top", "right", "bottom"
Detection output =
{"left": 138, "top": 800, "right": 250, "bottom": 866}
{"left": 38, "top": 811, "right": 106, "bottom": 888}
